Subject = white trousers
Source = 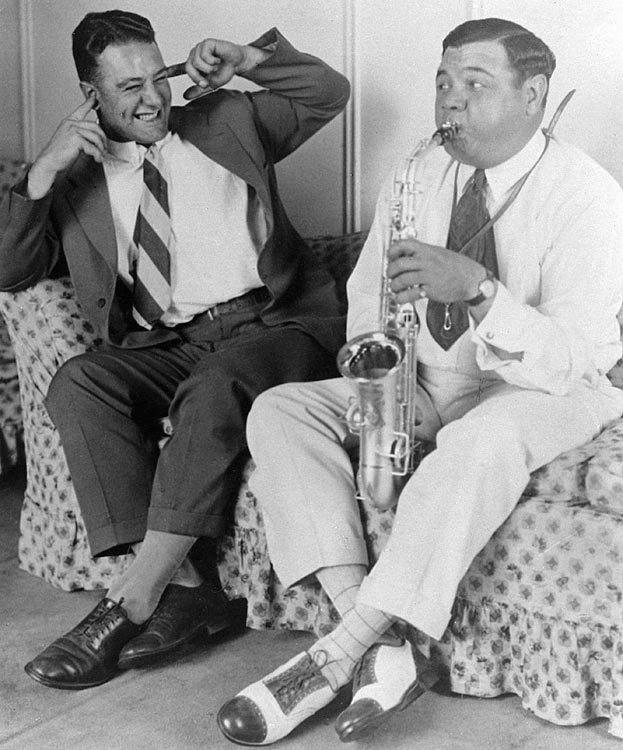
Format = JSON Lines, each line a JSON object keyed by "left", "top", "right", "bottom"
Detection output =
{"left": 247, "top": 372, "right": 623, "bottom": 640}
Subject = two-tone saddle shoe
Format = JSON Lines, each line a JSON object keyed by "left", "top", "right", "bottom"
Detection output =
{"left": 334, "top": 636, "right": 436, "bottom": 742}
{"left": 217, "top": 649, "right": 338, "bottom": 745}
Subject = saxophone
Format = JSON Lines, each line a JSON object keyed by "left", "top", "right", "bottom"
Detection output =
{"left": 337, "top": 121, "right": 458, "bottom": 510}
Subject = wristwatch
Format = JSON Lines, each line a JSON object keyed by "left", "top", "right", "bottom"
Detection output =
{"left": 465, "top": 269, "right": 496, "bottom": 307}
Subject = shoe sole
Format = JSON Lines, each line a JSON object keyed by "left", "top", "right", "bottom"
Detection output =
{"left": 24, "top": 662, "right": 114, "bottom": 691}
{"left": 117, "top": 597, "right": 247, "bottom": 670}
{"left": 336, "top": 680, "right": 426, "bottom": 743}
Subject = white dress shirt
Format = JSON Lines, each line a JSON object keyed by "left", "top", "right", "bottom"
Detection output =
{"left": 103, "top": 132, "right": 266, "bottom": 326}
{"left": 347, "top": 129, "right": 623, "bottom": 397}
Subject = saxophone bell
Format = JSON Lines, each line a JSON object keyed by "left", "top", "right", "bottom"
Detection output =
{"left": 338, "top": 332, "right": 407, "bottom": 510}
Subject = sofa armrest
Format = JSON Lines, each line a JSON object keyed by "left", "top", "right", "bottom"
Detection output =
{"left": 0, "top": 278, "right": 98, "bottom": 398}
{"left": 584, "top": 418, "right": 623, "bottom": 517}
{"left": 0, "top": 158, "right": 28, "bottom": 196}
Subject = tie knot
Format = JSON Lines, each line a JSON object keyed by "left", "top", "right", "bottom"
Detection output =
{"left": 470, "top": 168, "right": 487, "bottom": 193}
{"left": 143, "top": 145, "right": 159, "bottom": 165}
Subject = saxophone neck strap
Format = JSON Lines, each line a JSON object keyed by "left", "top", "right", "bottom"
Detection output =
{"left": 450, "top": 89, "right": 575, "bottom": 257}
{"left": 451, "top": 133, "right": 550, "bottom": 256}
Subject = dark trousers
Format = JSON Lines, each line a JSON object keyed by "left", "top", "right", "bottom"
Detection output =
{"left": 45, "top": 301, "right": 338, "bottom": 557}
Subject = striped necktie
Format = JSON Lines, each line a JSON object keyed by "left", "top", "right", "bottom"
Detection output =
{"left": 426, "top": 168, "right": 499, "bottom": 350}
{"left": 131, "top": 146, "right": 173, "bottom": 328}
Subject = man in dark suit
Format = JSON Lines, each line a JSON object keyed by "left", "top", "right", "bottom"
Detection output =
{"left": 0, "top": 9, "right": 349, "bottom": 690}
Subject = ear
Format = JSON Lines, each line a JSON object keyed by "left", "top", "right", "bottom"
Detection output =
{"left": 524, "top": 74, "right": 548, "bottom": 115}
{"left": 79, "top": 81, "right": 99, "bottom": 109}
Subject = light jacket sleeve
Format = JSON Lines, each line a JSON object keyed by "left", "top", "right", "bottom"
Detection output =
{"left": 470, "top": 179, "right": 623, "bottom": 395}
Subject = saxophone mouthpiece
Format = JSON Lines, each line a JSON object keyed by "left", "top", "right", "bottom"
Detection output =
{"left": 434, "top": 121, "right": 459, "bottom": 144}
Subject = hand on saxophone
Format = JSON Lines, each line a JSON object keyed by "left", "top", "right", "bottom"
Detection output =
{"left": 387, "top": 238, "right": 491, "bottom": 307}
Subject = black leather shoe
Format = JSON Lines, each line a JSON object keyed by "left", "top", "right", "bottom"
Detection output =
{"left": 117, "top": 583, "right": 246, "bottom": 669}
{"left": 24, "top": 598, "right": 142, "bottom": 690}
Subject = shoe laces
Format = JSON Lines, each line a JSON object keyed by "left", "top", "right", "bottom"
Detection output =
{"left": 73, "top": 600, "right": 126, "bottom": 646}
{"left": 266, "top": 652, "right": 330, "bottom": 713}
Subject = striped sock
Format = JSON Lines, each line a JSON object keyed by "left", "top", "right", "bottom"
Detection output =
{"left": 316, "top": 564, "right": 367, "bottom": 617}
{"left": 310, "top": 602, "right": 395, "bottom": 690}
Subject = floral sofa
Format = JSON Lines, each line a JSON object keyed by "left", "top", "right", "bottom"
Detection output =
{"left": 1, "top": 199, "right": 622, "bottom": 737}
{"left": 0, "top": 159, "right": 25, "bottom": 477}
{"left": 0, "top": 313, "right": 22, "bottom": 476}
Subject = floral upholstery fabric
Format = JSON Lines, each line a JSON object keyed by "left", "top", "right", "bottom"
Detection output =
{"left": 224, "top": 469, "right": 623, "bottom": 738}
{"left": 0, "top": 279, "right": 132, "bottom": 589}
{"left": 0, "top": 314, "right": 22, "bottom": 475}
{"left": 0, "top": 158, "right": 27, "bottom": 476}
{"left": 1, "top": 226, "right": 622, "bottom": 739}
{"left": 0, "top": 157, "right": 27, "bottom": 197}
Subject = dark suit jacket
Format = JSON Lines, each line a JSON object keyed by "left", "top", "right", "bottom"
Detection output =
{"left": 0, "top": 28, "right": 350, "bottom": 352}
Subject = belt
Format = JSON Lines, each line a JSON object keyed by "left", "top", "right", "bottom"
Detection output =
{"left": 203, "top": 286, "right": 270, "bottom": 321}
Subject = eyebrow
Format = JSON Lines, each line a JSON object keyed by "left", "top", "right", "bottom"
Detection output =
{"left": 436, "top": 66, "right": 495, "bottom": 79}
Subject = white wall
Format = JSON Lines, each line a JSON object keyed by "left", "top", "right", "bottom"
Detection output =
{"left": 483, "top": 0, "right": 623, "bottom": 199}
{"left": 5, "top": 0, "right": 623, "bottom": 234}
{"left": 353, "top": 0, "right": 470, "bottom": 227}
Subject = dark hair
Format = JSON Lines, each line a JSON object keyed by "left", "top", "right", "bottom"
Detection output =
{"left": 72, "top": 10, "right": 156, "bottom": 83}
{"left": 443, "top": 18, "right": 556, "bottom": 98}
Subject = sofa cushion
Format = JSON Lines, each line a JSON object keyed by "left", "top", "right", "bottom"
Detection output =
{"left": 306, "top": 231, "right": 368, "bottom": 313}
{"left": 585, "top": 420, "right": 623, "bottom": 517}
{"left": 0, "top": 315, "right": 22, "bottom": 473}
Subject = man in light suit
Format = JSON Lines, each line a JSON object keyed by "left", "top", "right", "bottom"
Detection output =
{"left": 216, "top": 17, "right": 623, "bottom": 747}
{"left": 0, "top": 9, "right": 349, "bottom": 690}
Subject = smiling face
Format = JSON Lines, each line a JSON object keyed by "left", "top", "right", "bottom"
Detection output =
{"left": 85, "top": 41, "right": 171, "bottom": 144}
{"left": 435, "top": 40, "right": 545, "bottom": 168}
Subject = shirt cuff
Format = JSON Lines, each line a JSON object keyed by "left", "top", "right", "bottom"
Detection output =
{"left": 470, "top": 281, "right": 528, "bottom": 356}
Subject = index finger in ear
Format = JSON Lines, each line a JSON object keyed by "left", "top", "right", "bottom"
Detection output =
{"left": 165, "top": 62, "right": 186, "bottom": 78}
{"left": 165, "top": 61, "right": 211, "bottom": 96}
{"left": 71, "top": 93, "right": 97, "bottom": 120}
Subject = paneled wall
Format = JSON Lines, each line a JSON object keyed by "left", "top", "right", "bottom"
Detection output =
{"left": 2, "top": 0, "right": 623, "bottom": 234}
{"left": 0, "top": 0, "right": 23, "bottom": 156}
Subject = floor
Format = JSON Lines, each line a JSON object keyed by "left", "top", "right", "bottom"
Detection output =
{"left": 0, "top": 465, "right": 620, "bottom": 750}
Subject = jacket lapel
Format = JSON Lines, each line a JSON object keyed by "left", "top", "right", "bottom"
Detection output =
{"left": 64, "top": 154, "right": 118, "bottom": 272}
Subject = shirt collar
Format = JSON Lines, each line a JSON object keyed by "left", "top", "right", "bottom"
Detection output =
{"left": 104, "top": 131, "right": 173, "bottom": 167}
{"left": 456, "top": 129, "right": 547, "bottom": 204}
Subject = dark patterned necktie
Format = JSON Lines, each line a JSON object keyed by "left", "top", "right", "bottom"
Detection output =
{"left": 426, "top": 168, "right": 499, "bottom": 350}
{"left": 131, "top": 146, "right": 173, "bottom": 328}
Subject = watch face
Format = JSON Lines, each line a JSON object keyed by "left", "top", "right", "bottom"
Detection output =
{"left": 481, "top": 278, "right": 496, "bottom": 298}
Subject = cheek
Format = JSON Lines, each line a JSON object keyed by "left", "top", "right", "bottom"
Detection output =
{"left": 101, "top": 96, "right": 131, "bottom": 120}
{"left": 159, "top": 89, "right": 172, "bottom": 111}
